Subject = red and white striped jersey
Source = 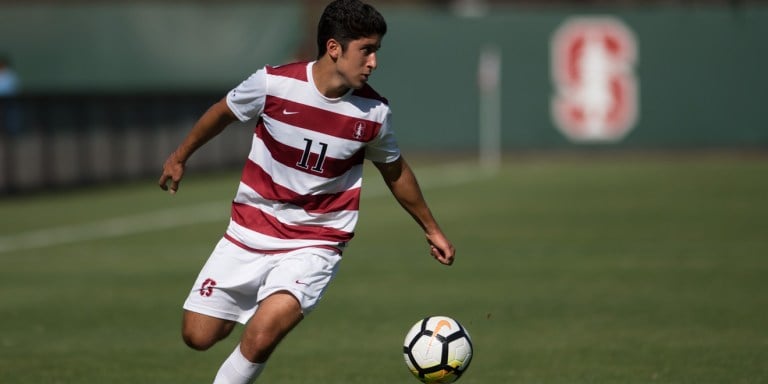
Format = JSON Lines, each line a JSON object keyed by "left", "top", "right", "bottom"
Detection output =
{"left": 223, "top": 61, "right": 400, "bottom": 253}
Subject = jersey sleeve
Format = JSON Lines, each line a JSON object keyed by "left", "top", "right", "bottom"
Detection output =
{"left": 226, "top": 69, "right": 267, "bottom": 122}
{"left": 365, "top": 110, "right": 401, "bottom": 163}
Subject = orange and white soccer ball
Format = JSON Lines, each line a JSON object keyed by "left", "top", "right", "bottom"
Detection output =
{"left": 403, "top": 316, "right": 473, "bottom": 383}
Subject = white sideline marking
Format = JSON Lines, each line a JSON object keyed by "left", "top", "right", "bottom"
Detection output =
{"left": 0, "top": 202, "right": 228, "bottom": 254}
{"left": 0, "top": 162, "right": 490, "bottom": 254}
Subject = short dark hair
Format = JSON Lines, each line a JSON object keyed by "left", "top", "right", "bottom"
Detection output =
{"left": 316, "top": 0, "right": 387, "bottom": 59}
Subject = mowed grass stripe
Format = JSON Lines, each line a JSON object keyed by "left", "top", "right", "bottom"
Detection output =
{"left": 0, "top": 161, "right": 490, "bottom": 254}
{"left": 1, "top": 155, "right": 766, "bottom": 384}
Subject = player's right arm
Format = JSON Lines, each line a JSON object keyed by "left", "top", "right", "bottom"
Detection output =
{"left": 158, "top": 98, "right": 238, "bottom": 194}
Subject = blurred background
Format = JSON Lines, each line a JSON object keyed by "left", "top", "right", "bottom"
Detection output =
{"left": 1, "top": 2, "right": 767, "bottom": 383}
{"left": 0, "top": 0, "right": 766, "bottom": 194}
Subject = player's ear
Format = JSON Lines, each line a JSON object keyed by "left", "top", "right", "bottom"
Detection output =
{"left": 327, "top": 38, "right": 341, "bottom": 60}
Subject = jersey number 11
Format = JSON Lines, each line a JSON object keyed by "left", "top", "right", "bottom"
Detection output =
{"left": 297, "top": 138, "right": 328, "bottom": 173}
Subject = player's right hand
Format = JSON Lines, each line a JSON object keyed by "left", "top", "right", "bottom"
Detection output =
{"left": 158, "top": 153, "right": 185, "bottom": 195}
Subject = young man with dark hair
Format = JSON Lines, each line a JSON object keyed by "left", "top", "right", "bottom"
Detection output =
{"left": 158, "top": 0, "right": 455, "bottom": 382}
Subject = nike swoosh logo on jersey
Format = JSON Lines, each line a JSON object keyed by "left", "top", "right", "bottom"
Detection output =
{"left": 283, "top": 109, "right": 299, "bottom": 115}
{"left": 295, "top": 279, "right": 310, "bottom": 286}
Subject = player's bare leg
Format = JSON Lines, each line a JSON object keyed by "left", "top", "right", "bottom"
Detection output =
{"left": 182, "top": 311, "right": 237, "bottom": 351}
{"left": 240, "top": 291, "right": 304, "bottom": 362}
{"left": 212, "top": 291, "right": 304, "bottom": 383}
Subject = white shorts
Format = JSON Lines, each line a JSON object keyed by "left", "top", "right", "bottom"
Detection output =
{"left": 183, "top": 237, "right": 342, "bottom": 324}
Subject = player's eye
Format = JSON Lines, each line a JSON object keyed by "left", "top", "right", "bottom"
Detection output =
{"left": 362, "top": 45, "right": 379, "bottom": 55}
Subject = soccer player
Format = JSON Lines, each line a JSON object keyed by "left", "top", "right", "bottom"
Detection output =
{"left": 158, "top": 0, "right": 455, "bottom": 382}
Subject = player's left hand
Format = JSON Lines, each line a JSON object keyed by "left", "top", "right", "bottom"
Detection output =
{"left": 426, "top": 231, "right": 455, "bottom": 266}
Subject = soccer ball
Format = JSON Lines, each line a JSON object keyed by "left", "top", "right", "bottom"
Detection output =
{"left": 403, "top": 316, "right": 473, "bottom": 383}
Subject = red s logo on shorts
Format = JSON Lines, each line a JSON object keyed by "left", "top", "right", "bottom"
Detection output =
{"left": 551, "top": 17, "right": 639, "bottom": 143}
{"left": 200, "top": 278, "right": 217, "bottom": 297}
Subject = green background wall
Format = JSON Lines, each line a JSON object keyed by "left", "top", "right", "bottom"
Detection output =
{"left": 1, "top": 3, "right": 766, "bottom": 150}
{"left": 374, "top": 5, "right": 768, "bottom": 150}
{"left": 0, "top": 3, "right": 303, "bottom": 91}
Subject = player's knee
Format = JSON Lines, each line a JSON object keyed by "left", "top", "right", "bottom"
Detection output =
{"left": 181, "top": 322, "right": 232, "bottom": 351}
{"left": 181, "top": 311, "right": 236, "bottom": 351}
{"left": 240, "top": 332, "right": 280, "bottom": 362}
{"left": 182, "top": 329, "right": 218, "bottom": 351}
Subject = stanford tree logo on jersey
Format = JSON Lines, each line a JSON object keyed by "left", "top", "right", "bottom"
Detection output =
{"left": 353, "top": 121, "right": 366, "bottom": 140}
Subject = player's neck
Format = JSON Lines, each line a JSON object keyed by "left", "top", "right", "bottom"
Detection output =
{"left": 312, "top": 57, "right": 350, "bottom": 99}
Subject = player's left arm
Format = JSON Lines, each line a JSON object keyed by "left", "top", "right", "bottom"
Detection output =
{"left": 374, "top": 156, "right": 455, "bottom": 266}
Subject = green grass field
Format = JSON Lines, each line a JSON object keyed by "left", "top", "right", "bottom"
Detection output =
{"left": 1, "top": 154, "right": 767, "bottom": 383}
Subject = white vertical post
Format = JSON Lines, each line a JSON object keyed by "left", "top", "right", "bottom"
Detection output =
{"left": 478, "top": 45, "right": 502, "bottom": 173}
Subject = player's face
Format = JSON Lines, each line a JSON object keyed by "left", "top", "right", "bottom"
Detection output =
{"left": 336, "top": 35, "right": 382, "bottom": 90}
